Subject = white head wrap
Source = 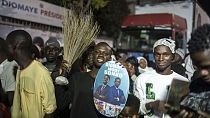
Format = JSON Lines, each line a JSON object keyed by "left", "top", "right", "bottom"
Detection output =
{"left": 137, "top": 56, "right": 148, "bottom": 73}
{"left": 175, "top": 48, "right": 185, "bottom": 59}
{"left": 137, "top": 57, "right": 148, "bottom": 66}
{"left": 153, "top": 38, "right": 176, "bottom": 53}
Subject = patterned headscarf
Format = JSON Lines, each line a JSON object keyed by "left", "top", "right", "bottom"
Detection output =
{"left": 153, "top": 38, "right": 175, "bottom": 53}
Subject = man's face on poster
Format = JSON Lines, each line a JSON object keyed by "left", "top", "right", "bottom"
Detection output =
{"left": 115, "top": 78, "right": 121, "bottom": 88}
{"left": 103, "top": 75, "right": 110, "bottom": 85}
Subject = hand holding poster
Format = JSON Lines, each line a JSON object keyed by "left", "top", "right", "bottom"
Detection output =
{"left": 93, "top": 61, "right": 129, "bottom": 117}
{"left": 165, "top": 79, "right": 190, "bottom": 114}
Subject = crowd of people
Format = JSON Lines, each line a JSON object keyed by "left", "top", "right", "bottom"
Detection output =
{"left": 0, "top": 24, "right": 210, "bottom": 118}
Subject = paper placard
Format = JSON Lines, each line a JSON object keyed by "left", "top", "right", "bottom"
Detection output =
{"left": 93, "top": 61, "right": 129, "bottom": 117}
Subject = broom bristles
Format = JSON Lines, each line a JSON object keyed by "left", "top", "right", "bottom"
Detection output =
{"left": 63, "top": 10, "right": 100, "bottom": 71}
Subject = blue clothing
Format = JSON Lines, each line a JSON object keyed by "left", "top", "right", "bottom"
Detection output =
{"left": 94, "top": 85, "right": 110, "bottom": 102}
{"left": 108, "top": 86, "right": 126, "bottom": 105}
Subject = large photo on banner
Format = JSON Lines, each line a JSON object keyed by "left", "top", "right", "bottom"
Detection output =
{"left": 93, "top": 61, "right": 129, "bottom": 117}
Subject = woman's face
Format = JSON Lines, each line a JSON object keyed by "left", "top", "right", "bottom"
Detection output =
{"left": 126, "top": 63, "right": 135, "bottom": 76}
{"left": 139, "top": 59, "right": 147, "bottom": 69}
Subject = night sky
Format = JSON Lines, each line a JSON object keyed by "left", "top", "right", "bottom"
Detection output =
{"left": 198, "top": 0, "right": 210, "bottom": 16}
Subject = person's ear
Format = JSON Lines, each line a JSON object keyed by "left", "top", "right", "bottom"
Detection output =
{"left": 171, "top": 54, "right": 176, "bottom": 62}
{"left": 172, "top": 53, "right": 182, "bottom": 64}
{"left": 171, "top": 53, "right": 175, "bottom": 61}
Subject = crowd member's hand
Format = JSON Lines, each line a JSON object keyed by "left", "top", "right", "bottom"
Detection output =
{"left": 173, "top": 109, "right": 193, "bottom": 118}
{"left": 54, "top": 60, "right": 69, "bottom": 85}
{"left": 60, "top": 60, "right": 69, "bottom": 75}
{"left": 146, "top": 100, "right": 167, "bottom": 112}
{"left": 197, "top": 110, "right": 210, "bottom": 118}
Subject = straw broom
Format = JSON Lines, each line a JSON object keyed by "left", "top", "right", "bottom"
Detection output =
{"left": 63, "top": 10, "right": 100, "bottom": 72}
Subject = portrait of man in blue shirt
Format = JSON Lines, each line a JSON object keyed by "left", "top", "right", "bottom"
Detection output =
{"left": 108, "top": 77, "right": 126, "bottom": 105}
{"left": 94, "top": 74, "right": 110, "bottom": 102}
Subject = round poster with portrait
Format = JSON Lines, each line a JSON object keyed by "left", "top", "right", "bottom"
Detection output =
{"left": 93, "top": 61, "right": 129, "bottom": 117}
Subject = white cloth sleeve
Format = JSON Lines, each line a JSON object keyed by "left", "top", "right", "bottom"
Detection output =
{"left": 134, "top": 75, "right": 151, "bottom": 115}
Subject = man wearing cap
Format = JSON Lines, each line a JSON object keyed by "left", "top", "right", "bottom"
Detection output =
{"left": 43, "top": 37, "right": 62, "bottom": 73}
{"left": 43, "top": 37, "right": 70, "bottom": 118}
{"left": 134, "top": 38, "right": 189, "bottom": 118}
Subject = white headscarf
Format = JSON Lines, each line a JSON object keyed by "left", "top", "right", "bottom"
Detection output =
{"left": 153, "top": 38, "right": 175, "bottom": 53}
{"left": 137, "top": 57, "right": 148, "bottom": 74}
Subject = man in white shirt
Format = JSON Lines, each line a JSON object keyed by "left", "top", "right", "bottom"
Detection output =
{"left": 134, "top": 38, "right": 189, "bottom": 118}
{"left": 0, "top": 38, "right": 17, "bottom": 108}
